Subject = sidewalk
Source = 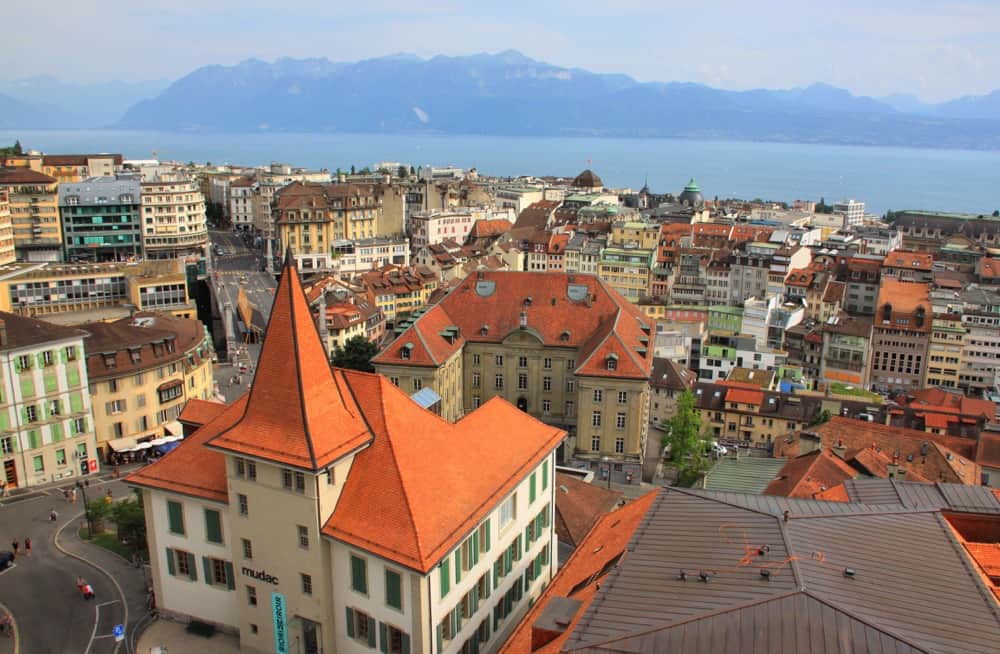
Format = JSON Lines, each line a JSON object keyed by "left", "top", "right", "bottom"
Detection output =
{"left": 0, "top": 463, "right": 143, "bottom": 508}
{"left": 137, "top": 620, "right": 240, "bottom": 654}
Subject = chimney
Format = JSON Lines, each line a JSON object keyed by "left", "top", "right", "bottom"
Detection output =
{"left": 798, "top": 432, "right": 822, "bottom": 456}
{"left": 318, "top": 292, "right": 329, "bottom": 351}
{"left": 832, "top": 438, "right": 846, "bottom": 459}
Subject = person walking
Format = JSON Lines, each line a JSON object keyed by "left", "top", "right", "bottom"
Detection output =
{"left": 23, "top": 537, "right": 31, "bottom": 557}
{"left": 10, "top": 540, "right": 18, "bottom": 557}
{"left": 104, "top": 489, "right": 113, "bottom": 506}
{"left": 49, "top": 508, "right": 58, "bottom": 522}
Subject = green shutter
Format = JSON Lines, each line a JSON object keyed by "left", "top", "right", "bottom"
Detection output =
{"left": 187, "top": 552, "right": 197, "bottom": 581}
{"left": 70, "top": 392, "right": 83, "bottom": 413}
{"left": 0, "top": 411, "right": 8, "bottom": 431}
{"left": 367, "top": 617, "right": 376, "bottom": 648}
{"left": 166, "top": 548, "right": 175, "bottom": 576}
{"left": 60, "top": 347, "right": 67, "bottom": 363}
{"left": 202, "top": 556, "right": 212, "bottom": 585}
{"left": 346, "top": 607, "right": 355, "bottom": 638}
{"left": 472, "top": 531, "right": 479, "bottom": 566}
{"left": 536, "top": 513, "right": 543, "bottom": 537}
{"left": 455, "top": 547, "right": 461, "bottom": 585}
{"left": 525, "top": 525, "right": 531, "bottom": 547}
{"left": 51, "top": 422, "right": 64, "bottom": 443}
{"left": 167, "top": 501, "right": 184, "bottom": 535}
{"left": 385, "top": 570, "right": 401, "bottom": 610}
{"left": 529, "top": 472, "right": 536, "bottom": 503}
{"left": 67, "top": 366, "right": 80, "bottom": 388}
{"left": 19, "top": 376, "right": 33, "bottom": 398}
{"left": 484, "top": 519, "right": 491, "bottom": 552}
{"left": 225, "top": 561, "right": 235, "bottom": 590}
{"left": 44, "top": 372, "right": 58, "bottom": 394}
{"left": 351, "top": 555, "right": 367, "bottom": 594}
{"left": 435, "top": 625, "right": 442, "bottom": 653}
{"left": 379, "top": 622, "right": 388, "bottom": 654}
{"left": 439, "top": 556, "right": 450, "bottom": 598}
{"left": 69, "top": 419, "right": 76, "bottom": 435}
{"left": 401, "top": 633, "right": 410, "bottom": 654}
{"left": 204, "top": 509, "right": 222, "bottom": 544}
{"left": 542, "top": 461, "right": 548, "bottom": 490}
{"left": 36, "top": 353, "right": 44, "bottom": 367}
{"left": 493, "top": 560, "right": 499, "bottom": 588}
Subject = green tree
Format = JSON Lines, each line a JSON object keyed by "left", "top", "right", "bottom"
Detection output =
{"left": 409, "top": 165, "right": 416, "bottom": 176}
{"left": 398, "top": 165, "right": 409, "bottom": 179}
{"left": 993, "top": 210, "right": 999, "bottom": 217}
{"left": 111, "top": 496, "right": 147, "bottom": 560}
{"left": 808, "top": 409, "right": 832, "bottom": 426}
{"left": 661, "top": 389, "right": 710, "bottom": 487}
{"left": 330, "top": 335, "right": 379, "bottom": 372}
{"left": 350, "top": 165, "right": 356, "bottom": 175}
{"left": 359, "top": 166, "right": 371, "bottom": 175}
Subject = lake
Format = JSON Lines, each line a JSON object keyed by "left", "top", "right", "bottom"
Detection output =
{"left": 2, "top": 129, "right": 999, "bottom": 215}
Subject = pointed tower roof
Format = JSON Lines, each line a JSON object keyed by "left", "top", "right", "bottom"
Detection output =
{"left": 207, "top": 256, "right": 373, "bottom": 471}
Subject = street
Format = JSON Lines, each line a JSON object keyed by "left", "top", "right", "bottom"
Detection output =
{"left": 0, "top": 475, "right": 143, "bottom": 654}
{"left": 207, "top": 229, "right": 277, "bottom": 402}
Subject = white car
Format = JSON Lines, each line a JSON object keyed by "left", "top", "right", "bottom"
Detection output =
{"left": 707, "top": 441, "right": 728, "bottom": 457}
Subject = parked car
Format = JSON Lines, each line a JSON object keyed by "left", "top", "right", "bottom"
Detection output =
{"left": 0, "top": 551, "right": 14, "bottom": 570}
{"left": 706, "top": 441, "right": 728, "bottom": 457}
{"left": 214, "top": 246, "right": 225, "bottom": 256}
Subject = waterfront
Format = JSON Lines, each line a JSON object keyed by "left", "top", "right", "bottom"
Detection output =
{"left": 2, "top": 129, "right": 999, "bottom": 214}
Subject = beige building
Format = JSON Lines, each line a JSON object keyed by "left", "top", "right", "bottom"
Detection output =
{"left": 81, "top": 313, "right": 214, "bottom": 461}
{"left": 374, "top": 271, "right": 654, "bottom": 480}
{"left": 141, "top": 173, "right": 209, "bottom": 259}
{"left": 0, "top": 259, "right": 197, "bottom": 321}
{"left": 0, "top": 312, "right": 98, "bottom": 490}
{"left": 0, "top": 167, "right": 62, "bottom": 261}
{"left": 0, "top": 190, "right": 15, "bottom": 265}
{"left": 924, "top": 314, "right": 965, "bottom": 390}
{"left": 41, "top": 154, "right": 122, "bottom": 183}
{"left": 868, "top": 279, "right": 932, "bottom": 392}
{"left": 127, "top": 256, "right": 562, "bottom": 654}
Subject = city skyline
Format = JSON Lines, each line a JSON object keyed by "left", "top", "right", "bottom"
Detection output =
{"left": 3, "top": 0, "right": 1000, "bottom": 102}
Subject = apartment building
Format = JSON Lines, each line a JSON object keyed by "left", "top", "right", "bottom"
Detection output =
{"left": 868, "top": 279, "right": 931, "bottom": 392}
{"left": 843, "top": 254, "right": 883, "bottom": 315}
{"left": 0, "top": 168, "right": 62, "bottom": 262}
{"left": 0, "top": 190, "right": 15, "bottom": 265}
{"left": 818, "top": 315, "right": 873, "bottom": 389}
{"left": 648, "top": 358, "right": 697, "bottom": 429}
{"left": 409, "top": 207, "right": 512, "bottom": 251}
{"left": 881, "top": 250, "right": 934, "bottom": 283}
{"left": 59, "top": 176, "right": 143, "bottom": 262}
{"left": 923, "top": 314, "right": 965, "bottom": 389}
{"left": 597, "top": 247, "right": 654, "bottom": 302}
{"left": 126, "top": 255, "right": 562, "bottom": 654}
{"left": 0, "top": 313, "right": 98, "bottom": 490}
{"left": 833, "top": 199, "right": 865, "bottom": 228}
{"left": 140, "top": 173, "right": 209, "bottom": 259}
{"left": 893, "top": 210, "right": 1000, "bottom": 251}
{"left": 374, "top": 271, "right": 653, "bottom": 480}
{"left": 331, "top": 236, "right": 410, "bottom": 277}
{"left": 229, "top": 177, "right": 255, "bottom": 231}
{"left": 0, "top": 259, "right": 197, "bottom": 320}
{"left": 693, "top": 381, "right": 822, "bottom": 449}
{"left": 81, "top": 313, "right": 214, "bottom": 461}
{"left": 356, "top": 266, "right": 438, "bottom": 324}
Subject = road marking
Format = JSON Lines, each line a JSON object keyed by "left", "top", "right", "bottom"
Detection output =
{"left": 0, "top": 563, "right": 17, "bottom": 575}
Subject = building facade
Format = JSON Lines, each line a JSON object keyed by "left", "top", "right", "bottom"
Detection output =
{"left": 0, "top": 190, "right": 15, "bottom": 265}
{"left": 59, "top": 176, "right": 143, "bottom": 262}
{"left": 0, "top": 168, "right": 62, "bottom": 262}
{"left": 127, "top": 255, "right": 562, "bottom": 654}
{"left": 140, "top": 173, "right": 209, "bottom": 259}
{"left": 81, "top": 313, "right": 214, "bottom": 461}
{"left": 868, "top": 279, "right": 931, "bottom": 392}
{"left": 0, "top": 313, "right": 98, "bottom": 490}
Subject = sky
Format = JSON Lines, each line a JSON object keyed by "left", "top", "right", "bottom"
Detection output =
{"left": 4, "top": 0, "right": 1000, "bottom": 102}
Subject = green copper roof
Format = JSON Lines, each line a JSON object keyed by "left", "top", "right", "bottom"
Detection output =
{"left": 684, "top": 178, "right": 700, "bottom": 192}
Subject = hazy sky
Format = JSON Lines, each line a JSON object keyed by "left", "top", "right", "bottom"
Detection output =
{"left": 5, "top": 0, "right": 999, "bottom": 101}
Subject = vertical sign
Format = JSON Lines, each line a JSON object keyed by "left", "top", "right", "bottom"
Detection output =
{"left": 272, "top": 592, "right": 288, "bottom": 654}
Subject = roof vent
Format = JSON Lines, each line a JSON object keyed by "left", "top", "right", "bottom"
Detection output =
{"left": 759, "top": 569, "right": 771, "bottom": 580}
{"left": 843, "top": 567, "right": 856, "bottom": 579}
{"left": 698, "top": 571, "right": 712, "bottom": 583}
{"left": 677, "top": 570, "right": 687, "bottom": 581}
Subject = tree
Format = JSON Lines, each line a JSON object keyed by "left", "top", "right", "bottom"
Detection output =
{"left": 111, "top": 496, "right": 148, "bottom": 561}
{"left": 808, "top": 409, "right": 832, "bottom": 426}
{"left": 359, "top": 166, "right": 371, "bottom": 175}
{"left": 13, "top": 140, "right": 21, "bottom": 155}
{"left": 661, "top": 389, "right": 710, "bottom": 487}
{"left": 409, "top": 165, "right": 416, "bottom": 176}
{"left": 350, "top": 165, "right": 356, "bottom": 175}
{"left": 330, "top": 335, "right": 379, "bottom": 372}
{"left": 993, "top": 210, "right": 999, "bottom": 217}
{"left": 398, "top": 165, "right": 409, "bottom": 179}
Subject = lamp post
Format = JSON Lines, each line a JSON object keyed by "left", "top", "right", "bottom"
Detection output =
{"left": 601, "top": 456, "right": 612, "bottom": 490}
{"left": 76, "top": 480, "right": 93, "bottom": 538}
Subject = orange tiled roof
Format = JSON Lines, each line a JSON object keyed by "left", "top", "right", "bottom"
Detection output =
{"left": 177, "top": 399, "right": 226, "bottom": 427}
{"left": 469, "top": 219, "right": 511, "bottom": 239}
{"left": 883, "top": 250, "right": 934, "bottom": 271}
{"left": 498, "top": 490, "right": 659, "bottom": 654}
{"left": 726, "top": 387, "right": 764, "bottom": 405}
{"left": 323, "top": 383, "right": 565, "bottom": 572}
{"left": 206, "top": 254, "right": 374, "bottom": 471}
{"left": 905, "top": 388, "right": 996, "bottom": 421}
{"left": 980, "top": 258, "right": 1000, "bottom": 279}
{"left": 553, "top": 473, "right": 623, "bottom": 548}
{"left": 126, "top": 395, "right": 248, "bottom": 503}
{"left": 763, "top": 449, "right": 857, "bottom": 498}
{"left": 0, "top": 168, "right": 56, "bottom": 184}
{"left": 876, "top": 278, "right": 930, "bottom": 316}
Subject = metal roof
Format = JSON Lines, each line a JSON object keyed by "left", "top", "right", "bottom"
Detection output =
{"left": 843, "top": 479, "right": 1000, "bottom": 514}
{"left": 562, "top": 488, "right": 1000, "bottom": 654}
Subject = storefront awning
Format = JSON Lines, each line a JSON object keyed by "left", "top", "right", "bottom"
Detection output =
{"left": 107, "top": 437, "right": 139, "bottom": 452}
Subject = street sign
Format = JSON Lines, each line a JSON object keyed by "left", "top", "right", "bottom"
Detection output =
{"left": 113, "top": 624, "right": 125, "bottom": 642}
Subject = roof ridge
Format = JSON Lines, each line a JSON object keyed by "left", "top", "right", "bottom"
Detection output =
{"left": 797, "top": 590, "right": 933, "bottom": 653}
{"left": 287, "top": 265, "right": 319, "bottom": 469}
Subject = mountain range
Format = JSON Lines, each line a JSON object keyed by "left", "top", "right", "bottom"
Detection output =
{"left": 3, "top": 52, "right": 1000, "bottom": 149}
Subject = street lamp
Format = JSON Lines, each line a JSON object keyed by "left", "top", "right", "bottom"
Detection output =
{"left": 76, "top": 480, "right": 93, "bottom": 538}
{"left": 601, "top": 456, "right": 612, "bottom": 490}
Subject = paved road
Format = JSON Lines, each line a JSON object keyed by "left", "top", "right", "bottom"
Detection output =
{"left": 0, "top": 476, "right": 144, "bottom": 654}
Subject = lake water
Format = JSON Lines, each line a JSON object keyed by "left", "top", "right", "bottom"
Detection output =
{"left": 3, "top": 129, "right": 999, "bottom": 215}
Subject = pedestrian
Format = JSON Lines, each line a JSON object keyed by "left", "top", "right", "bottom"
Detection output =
{"left": 11, "top": 540, "right": 18, "bottom": 557}
{"left": 0, "top": 612, "right": 12, "bottom": 637}
{"left": 104, "top": 489, "right": 113, "bottom": 505}
{"left": 1, "top": 479, "right": 7, "bottom": 498}
{"left": 71, "top": 488, "right": 77, "bottom": 503}
{"left": 24, "top": 537, "right": 30, "bottom": 557}
{"left": 49, "top": 508, "right": 58, "bottom": 522}
{"left": 63, "top": 488, "right": 70, "bottom": 502}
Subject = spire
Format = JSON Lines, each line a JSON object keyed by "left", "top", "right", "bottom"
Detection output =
{"left": 208, "top": 256, "right": 372, "bottom": 470}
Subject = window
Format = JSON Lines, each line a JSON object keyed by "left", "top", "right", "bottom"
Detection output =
{"left": 204, "top": 509, "right": 223, "bottom": 544}
{"left": 542, "top": 399, "right": 551, "bottom": 413}
{"left": 412, "top": 378, "right": 422, "bottom": 391}
{"left": 26, "top": 405, "right": 38, "bottom": 422}
{"left": 42, "top": 350, "right": 53, "bottom": 366}
{"left": 346, "top": 607, "right": 375, "bottom": 647}
{"left": 591, "top": 436, "right": 601, "bottom": 452}
{"left": 499, "top": 493, "right": 516, "bottom": 529}
{"left": 567, "top": 359, "right": 575, "bottom": 371}
{"left": 0, "top": 437, "right": 10, "bottom": 456}
{"left": 607, "top": 357, "right": 617, "bottom": 371}
{"left": 158, "top": 383, "right": 182, "bottom": 403}
{"left": 593, "top": 389, "right": 603, "bottom": 403}
{"left": 33, "top": 455, "right": 44, "bottom": 472}
{"left": 168, "top": 548, "right": 195, "bottom": 580}
{"left": 351, "top": 555, "right": 368, "bottom": 594}
{"left": 517, "top": 373, "right": 528, "bottom": 390}
{"left": 566, "top": 379, "right": 575, "bottom": 392}
{"left": 17, "top": 355, "right": 31, "bottom": 371}
{"left": 385, "top": 569, "right": 403, "bottom": 610}
{"left": 543, "top": 357, "right": 552, "bottom": 369}
{"left": 383, "top": 623, "right": 409, "bottom": 654}
{"left": 238, "top": 493, "right": 248, "bottom": 516}
{"left": 565, "top": 400, "right": 575, "bottom": 416}
{"left": 298, "top": 525, "right": 309, "bottom": 549}
{"left": 495, "top": 374, "right": 504, "bottom": 390}
{"left": 472, "top": 354, "right": 480, "bottom": 365}
{"left": 472, "top": 396, "right": 480, "bottom": 409}
{"left": 283, "top": 469, "right": 293, "bottom": 489}
{"left": 518, "top": 356, "right": 528, "bottom": 368}
{"left": 247, "top": 585, "right": 257, "bottom": 606}
{"left": 208, "top": 557, "right": 231, "bottom": 587}
{"left": 592, "top": 411, "right": 602, "bottom": 427}
{"left": 56, "top": 449, "right": 66, "bottom": 466}
{"left": 242, "top": 538, "right": 253, "bottom": 559}
{"left": 295, "top": 471, "right": 305, "bottom": 493}
{"left": 618, "top": 391, "right": 627, "bottom": 404}
{"left": 615, "top": 437, "right": 625, "bottom": 453}
{"left": 389, "top": 376, "right": 399, "bottom": 386}
{"left": 49, "top": 400, "right": 61, "bottom": 416}
{"left": 472, "top": 372, "right": 480, "bottom": 388}
{"left": 73, "top": 417, "right": 86, "bottom": 434}
{"left": 65, "top": 346, "right": 77, "bottom": 361}
{"left": 167, "top": 500, "right": 185, "bottom": 535}
{"left": 542, "top": 376, "right": 552, "bottom": 391}
{"left": 109, "top": 379, "right": 119, "bottom": 393}
{"left": 105, "top": 399, "right": 125, "bottom": 415}
{"left": 616, "top": 412, "right": 626, "bottom": 429}
{"left": 301, "top": 573, "right": 313, "bottom": 595}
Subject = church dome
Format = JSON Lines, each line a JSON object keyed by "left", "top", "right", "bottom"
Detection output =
{"left": 678, "top": 178, "right": 704, "bottom": 208}
{"left": 573, "top": 169, "right": 603, "bottom": 189}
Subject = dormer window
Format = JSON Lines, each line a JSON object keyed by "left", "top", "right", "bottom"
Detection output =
{"left": 129, "top": 348, "right": 142, "bottom": 364}
{"left": 400, "top": 342, "right": 413, "bottom": 360}
{"left": 881, "top": 303, "right": 892, "bottom": 322}
{"left": 103, "top": 353, "right": 116, "bottom": 369}
{"left": 560, "top": 330, "right": 571, "bottom": 342}
{"left": 606, "top": 354, "right": 618, "bottom": 371}
{"left": 480, "top": 325, "right": 489, "bottom": 336}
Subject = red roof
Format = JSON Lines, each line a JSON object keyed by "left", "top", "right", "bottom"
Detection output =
{"left": 177, "top": 399, "right": 226, "bottom": 427}
{"left": 904, "top": 388, "right": 996, "bottom": 422}
{"left": 206, "top": 254, "right": 373, "bottom": 471}
{"left": 883, "top": 250, "right": 934, "bottom": 271}
{"left": 763, "top": 449, "right": 857, "bottom": 498}
{"left": 0, "top": 168, "right": 56, "bottom": 184}
{"left": 980, "top": 258, "right": 1000, "bottom": 279}
{"left": 726, "top": 388, "right": 764, "bottom": 405}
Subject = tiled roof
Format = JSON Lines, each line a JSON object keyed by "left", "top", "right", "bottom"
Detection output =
{"left": 904, "top": 388, "right": 996, "bottom": 421}
{"left": 726, "top": 387, "right": 764, "bottom": 405}
{"left": 0, "top": 168, "right": 57, "bottom": 184}
{"left": 42, "top": 153, "right": 122, "bottom": 166}
{"left": 177, "top": 399, "right": 226, "bottom": 427}
{"left": 552, "top": 473, "right": 622, "bottom": 549}
{"left": 883, "top": 250, "right": 934, "bottom": 271}
{"left": 322, "top": 387, "right": 564, "bottom": 572}
{"left": 649, "top": 358, "right": 696, "bottom": 391}
{"left": 821, "top": 280, "right": 846, "bottom": 303}
{"left": 763, "top": 449, "right": 858, "bottom": 498}
{"left": 373, "top": 272, "right": 654, "bottom": 378}
{"left": 81, "top": 313, "right": 207, "bottom": 381}
{"left": 976, "top": 433, "right": 1000, "bottom": 469}
{"left": 0, "top": 312, "right": 87, "bottom": 351}
{"left": 206, "top": 255, "right": 374, "bottom": 471}
{"left": 979, "top": 258, "right": 1000, "bottom": 279}
{"left": 126, "top": 395, "right": 248, "bottom": 503}
{"left": 468, "top": 218, "right": 511, "bottom": 239}
{"left": 498, "top": 490, "right": 659, "bottom": 654}
{"left": 543, "top": 488, "right": 1000, "bottom": 654}
{"left": 876, "top": 278, "right": 931, "bottom": 315}
{"left": 513, "top": 201, "right": 559, "bottom": 231}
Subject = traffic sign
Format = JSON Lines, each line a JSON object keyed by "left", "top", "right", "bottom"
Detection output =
{"left": 113, "top": 624, "right": 125, "bottom": 642}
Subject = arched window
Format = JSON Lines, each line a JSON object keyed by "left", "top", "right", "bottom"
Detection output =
{"left": 881, "top": 303, "right": 892, "bottom": 322}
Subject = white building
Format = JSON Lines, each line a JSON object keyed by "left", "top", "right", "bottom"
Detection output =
{"left": 229, "top": 178, "right": 255, "bottom": 231}
{"left": 833, "top": 199, "right": 865, "bottom": 228}
{"left": 128, "top": 255, "right": 563, "bottom": 654}
{"left": 409, "top": 207, "right": 514, "bottom": 251}
{"left": 140, "top": 173, "right": 209, "bottom": 259}
{"left": 330, "top": 236, "right": 410, "bottom": 277}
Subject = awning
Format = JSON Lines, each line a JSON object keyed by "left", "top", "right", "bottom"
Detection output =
{"left": 107, "top": 437, "right": 139, "bottom": 452}
{"left": 164, "top": 420, "right": 183, "bottom": 436}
